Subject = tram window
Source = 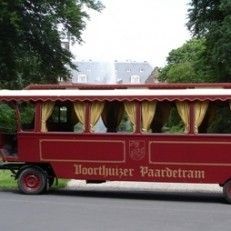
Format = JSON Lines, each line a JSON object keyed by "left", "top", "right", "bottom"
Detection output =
{"left": 73, "top": 122, "right": 84, "bottom": 133}
{"left": 51, "top": 106, "right": 67, "bottom": 123}
{"left": 73, "top": 102, "right": 85, "bottom": 133}
{"left": 92, "top": 117, "right": 107, "bottom": 133}
{"left": 89, "top": 102, "right": 106, "bottom": 133}
{"left": 163, "top": 106, "right": 184, "bottom": 133}
{"left": 101, "top": 101, "right": 124, "bottom": 133}
{"left": 150, "top": 102, "right": 185, "bottom": 133}
{"left": 118, "top": 113, "right": 134, "bottom": 133}
{"left": 0, "top": 103, "right": 17, "bottom": 155}
{"left": 199, "top": 101, "right": 231, "bottom": 134}
{"left": 0, "top": 103, "right": 17, "bottom": 134}
{"left": 46, "top": 102, "right": 75, "bottom": 132}
{"left": 19, "top": 102, "right": 35, "bottom": 131}
{"left": 91, "top": 101, "right": 134, "bottom": 133}
{"left": 117, "top": 102, "right": 135, "bottom": 133}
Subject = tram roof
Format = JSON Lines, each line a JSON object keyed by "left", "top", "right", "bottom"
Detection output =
{"left": 1, "top": 85, "right": 231, "bottom": 102}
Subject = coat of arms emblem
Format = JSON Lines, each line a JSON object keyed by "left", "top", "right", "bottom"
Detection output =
{"left": 129, "top": 140, "right": 145, "bottom": 161}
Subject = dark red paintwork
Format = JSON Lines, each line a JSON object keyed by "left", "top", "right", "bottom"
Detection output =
{"left": 1, "top": 83, "right": 231, "bottom": 187}
{"left": 15, "top": 132, "right": 231, "bottom": 185}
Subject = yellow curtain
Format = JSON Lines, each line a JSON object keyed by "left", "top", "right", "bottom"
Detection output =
{"left": 176, "top": 102, "right": 190, "bottom": 133}
{"left": 141, "top": 101, "right": 156, "bottom": 132}
{"left": 90, "top": 102, "right": 104, "bottom": 131}
{"left": 74, "top": 102, "right": 86, "bottom": 129}
{"left": 124, "top": 102, "right": 136, "bottom": 132}
{"left": 194, "top": 101, "right": 209, "bottom": 133}
{"left": 41, "top": 102, "right": 55, "bottom": 132}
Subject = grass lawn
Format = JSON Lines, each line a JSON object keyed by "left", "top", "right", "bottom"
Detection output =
{"left": 0, "top": 170, "right": 17, "bottom": 189}
{"left": 0, "top": 170, "right": 68, "bottom": 190}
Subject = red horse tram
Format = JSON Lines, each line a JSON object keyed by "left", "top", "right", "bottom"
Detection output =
{"left": 1, "top": 83, "right": 231, "bottom": 202}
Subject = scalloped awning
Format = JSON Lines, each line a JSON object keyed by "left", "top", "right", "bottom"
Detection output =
{"left": 0, "top": 88, "right": 231, "bottom": 102}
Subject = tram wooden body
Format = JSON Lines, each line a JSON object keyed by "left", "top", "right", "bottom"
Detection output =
{"left": 1, "top": 83, "right": 231, "bottom": 202}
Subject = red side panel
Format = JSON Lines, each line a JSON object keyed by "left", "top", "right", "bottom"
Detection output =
{"left": 149, "top": 141, "right": 231, "bottom": 164}
{"left": 40, "top": 139, "right": 125, "bottom": 163}
{"left": 17, "top": 132, "right": 231, "bottom": 185}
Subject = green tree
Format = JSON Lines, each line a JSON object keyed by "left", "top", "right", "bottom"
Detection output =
{"left": 187, "top": 0, "right": 231, "bottom": 82}
{"left": 0, "top": 0, "right": 103, "bottom": 89}
{"left": 159, "top": 38, "right": 216, "bottom": 83}
{"left": 0, "top": 104, "right": 16, "bottom": 133}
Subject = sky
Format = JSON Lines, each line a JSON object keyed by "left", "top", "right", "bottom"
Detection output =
{"left": 71, "top": 0, "right": 192, "bottom": 68}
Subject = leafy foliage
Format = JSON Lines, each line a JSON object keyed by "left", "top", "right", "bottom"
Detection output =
{"left": 187, "top": 0, "right": 231, "bottom": 82}
{"left": 207, "top": 105, "right": 231, "bottom": 133}
{"left": 0, "top": 0, "right": 103, "bottom": 89}
{"left": 0, "top": 104, "right": 16, "bottom": 133}
{"left": 159, "top": 38, "right": 216, "bottom": 83}
{"left": 163, "top": 107, "right": 184, "bottom": 133}
{"left": 159, "top": 0, "right": 231, "bottom": 83}
{"left": 19, "top": 103, "right": 35, "bottom": 129}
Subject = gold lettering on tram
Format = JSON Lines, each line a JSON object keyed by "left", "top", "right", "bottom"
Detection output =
{"left": 74, "top": 164, "right": 134, "bottom": 178}
{"left": 140, "top": 166, "right": 205, "bottom": 179}
{"left": 73, "top": 164, "right": 205, "bottom": 179}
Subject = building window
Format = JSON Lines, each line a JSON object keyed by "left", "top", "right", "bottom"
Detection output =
{"left": 130, "top": 75, "right": 140, "bottom": 83}
{"left": 77, "top": 74, "right": 87, "bottom": 83}
{"left": 140, "top": 68, "right": 144, "bottom": 73}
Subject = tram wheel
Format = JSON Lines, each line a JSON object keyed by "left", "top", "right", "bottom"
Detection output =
{"left": 223, "top": 180, "right": 231, "bottom": 203}
{"left": 17, "top": 167, "right": 47, "bottom": 194}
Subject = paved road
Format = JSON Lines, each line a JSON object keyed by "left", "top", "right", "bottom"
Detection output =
{"left": 0, "top": 184, "right": 231, "bottom": 231}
